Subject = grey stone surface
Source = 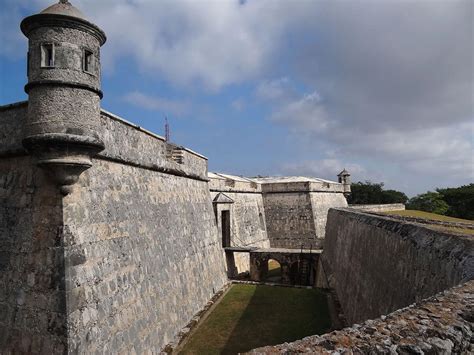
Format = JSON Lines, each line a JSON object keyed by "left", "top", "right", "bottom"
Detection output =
{"left": 248, "top": 280, "right": 474, "bottom": 354}
{"left": 209, "top": 174, "right": 269, "bottom": 275}
{"left": 26, "top": 26, "right": 102, "bottom": 89}
{"left": 0, "top": 102, "right": 27, "bottom": 155}
{"left": 263, "top": 192, "right": 347, "bottom": 249}
{"left": 263, "top": 192, "right": 318, "bottom": 248}
{"left": 210, "top": 173, "right": 348, "bottom": 253}
{"left": 99, "top": 110, "right": 208, "bottom": 181}
{"left": 0, "top": 104, "right": 208, "bottom": 181}
{"left": 62, "top": 159, "right": 227, "bottom": 353}
{"left": 349, "top": 203, "right": 406, "bottom": 212}
{"left": 322, "top": 208, "right": 474, "bottom": 325}
{"left": 0, "top": 156, "right": 67, "bottom": 353}
{"left": 249, "top": 250, "right": 321, "bottom": 285}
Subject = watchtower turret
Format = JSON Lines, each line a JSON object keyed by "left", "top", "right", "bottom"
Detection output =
{"left": 337, "top": 169, "right": 351, "bottom": 198}
{"left": 20, "top": 0, "right": 107, "bottom": 195}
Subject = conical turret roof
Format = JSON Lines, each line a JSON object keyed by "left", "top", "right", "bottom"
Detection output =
{"left": 338, "top": 169, "right": 350, "bottom": 176}
{"left": 40, "top": 1, "right": 86, "bottom": 20}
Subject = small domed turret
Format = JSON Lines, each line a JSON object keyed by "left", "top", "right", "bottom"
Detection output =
{"left": 337, "top": 169, "right": 351, "bottom": 197}
{"left": 20, "top": 1, "right": 106, "bottom": 195}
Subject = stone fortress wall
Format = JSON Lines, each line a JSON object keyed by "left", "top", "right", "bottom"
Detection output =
{"left": 0, "top": 103, "right": 228, "bottom": 353}
{"left": 209, "top": 173, "right": 270, "bottom": 275}
{"left": 62, "top": 112, "right": 228, "bottom": 353}
{"left": 208, "top": 174, "right": 348, "bottom": 275}
{"left": 257, "top": 178, "right": 348, "bottom": 249}
{"left": 4, "top": 2, "right": 472, "bottom": 354}
{"left": 322, "top": 208, "right": 473, "bottom": 325}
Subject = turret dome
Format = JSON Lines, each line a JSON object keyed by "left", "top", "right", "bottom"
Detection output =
{"left": 40, "top": 1, "right": 86, "bottom": 20}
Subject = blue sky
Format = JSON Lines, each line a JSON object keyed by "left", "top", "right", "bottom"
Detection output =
{"left": 1, "top": 0, "right": 472, "bottom": 196}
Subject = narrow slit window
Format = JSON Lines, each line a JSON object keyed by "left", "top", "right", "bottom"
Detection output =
{"left": 83, "top": 49, "right": 93, "bottom": 73}
{"left": 27, "top": 51, "right": 30, "bottom": 77}
{"left": 41, "top": 43, "right": 54, "bottom": 67}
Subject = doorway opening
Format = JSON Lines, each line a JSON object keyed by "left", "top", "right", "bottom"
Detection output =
{"left": 221, "top": 210, "right": 231, "bottom": 247}
{"left": 265, "top": 259, "right": 282, "bottom": 283}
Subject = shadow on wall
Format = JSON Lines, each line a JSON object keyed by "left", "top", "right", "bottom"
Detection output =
{"left": 0, "top": 159, "right": 67, "bottom": 352}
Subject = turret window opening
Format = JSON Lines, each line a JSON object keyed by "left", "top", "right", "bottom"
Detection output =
{"left": 83, "top": 49, "right": 94, "bottom": 73}
{"left": 41, "top": 43, "right": 55, "bottom": 68}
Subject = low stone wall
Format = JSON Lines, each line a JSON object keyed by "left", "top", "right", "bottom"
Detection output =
{"left": 322, "top": 208, "right": 474, "bottom": 325}
{"left": 348, "top": 203, "right": 405, "bottom": 212}
{"left": 248, "top": 280, "right": 474, "bottom": 354}
{"left": 370, "top": 211, "right": 474, "bottom": 231}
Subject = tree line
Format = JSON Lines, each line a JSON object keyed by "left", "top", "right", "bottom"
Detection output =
{"left": 347, "top": 181, "right": 474, "bottom": 220}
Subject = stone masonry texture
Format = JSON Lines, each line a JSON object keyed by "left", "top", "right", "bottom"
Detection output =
{"left": 248, "top": 280, "right": 474, "bottom": 354}
{"left": 263, "top": 192, "right": 347, "bottom": 249}
{"left": 209, "top": 175, "right": 270, "bottom": 274}
{"left": 63, "top": 158, "right": 227, "bottom": 353}
{"left": 322, "top": 208, "right": 474, "bottom": 325}
{"left": 0, "top": 105, "right": 228, "bottom": 353}
{"left": 0, "top": 156, "right": 67, "bottom": 353}
{"left": 24, "top": 25, "right": 103, "bottom": 142}
{"left": 348, "top": 203, "right": 406, "bottom": 212}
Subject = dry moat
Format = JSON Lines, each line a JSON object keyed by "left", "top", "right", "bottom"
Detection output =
{"left": 178, "top": 284, "right": 332, "bottom": 354}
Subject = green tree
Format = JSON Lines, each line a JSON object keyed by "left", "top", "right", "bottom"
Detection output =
{"left": 348, "top": 181, "right": 407, "bottom": 204}
{"left": 381, "top": 189, "right": 409, "bottom": 204}
{"left": 406, "top": 191, "right": 449, "bottom": 215}
{"left": 437, "top": 184, "right": 474, "bottom": 220}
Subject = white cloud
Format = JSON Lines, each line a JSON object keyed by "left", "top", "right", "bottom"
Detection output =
{"left": 0, "top": 0, "right": 315, "bottom": 89}
{"left": 231, "top": 98, "right": 245, "bottom": 111}
{"left": 255, "top": 77, "right": 291, "bottom": 101}
{"left": 81, "top": 0, "right": 298, "bottom": 90}
{"left": 270, "top": 91, "right": 329, "bottom": 133}
{"left": 123, "top": 91, "right": 190, "bottom": 117}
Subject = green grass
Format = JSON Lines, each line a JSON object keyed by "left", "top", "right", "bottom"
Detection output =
{"left": 383, "top": 210, "right": 474, "bottom": 235}
{"left": 179, "top": 284, "right": 331, "bottom": 355}
{"left": 383, "top": 210, "right": 474, "bottom": 224}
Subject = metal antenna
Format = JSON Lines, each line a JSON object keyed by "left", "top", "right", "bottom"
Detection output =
{"left": 165, "top": 116, "right": 170, "bottom": 142}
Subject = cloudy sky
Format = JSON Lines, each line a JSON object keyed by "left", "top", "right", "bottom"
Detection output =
{"left": 0, "top": 0, "right": 472, "bottom": 196}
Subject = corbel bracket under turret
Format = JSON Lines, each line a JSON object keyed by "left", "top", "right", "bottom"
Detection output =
{"left": 23, "top": 133, "right": 104, "bottom": 195}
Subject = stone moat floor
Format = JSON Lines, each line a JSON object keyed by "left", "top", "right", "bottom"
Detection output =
{"left": 177, "top": 284, "right": 332, "bottom": 354}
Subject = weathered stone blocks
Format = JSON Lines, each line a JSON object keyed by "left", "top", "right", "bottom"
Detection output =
{"left": 322, "top": 208, "right": 474, "bottom": 325}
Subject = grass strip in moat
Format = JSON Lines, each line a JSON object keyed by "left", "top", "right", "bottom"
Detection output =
{"left": 179, "top": 284, "right": 331, "bottom": 355}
